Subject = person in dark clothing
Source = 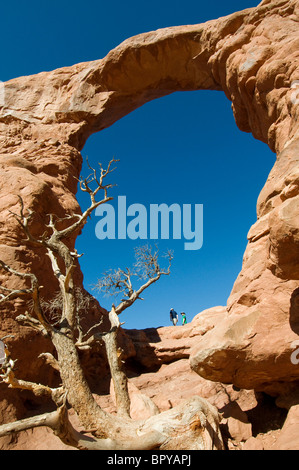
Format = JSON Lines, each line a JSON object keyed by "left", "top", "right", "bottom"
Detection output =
{"left": 170, "top": 308, "right": 178, "bottom": 326}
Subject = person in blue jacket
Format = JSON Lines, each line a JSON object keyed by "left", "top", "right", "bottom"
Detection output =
{"left": 170, "top": 308, "right": 178, "bottom": 326}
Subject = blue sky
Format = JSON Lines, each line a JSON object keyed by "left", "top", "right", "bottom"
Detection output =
{"left": 2, "top": 0, "right": 275, "bottom": 329}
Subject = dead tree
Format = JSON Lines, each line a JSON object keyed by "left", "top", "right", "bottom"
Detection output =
{"left": 94, "top": 244, "right": 173, "bottom": 419}
{"left": 0, "top": 160, "right": 224, "bottom": 450}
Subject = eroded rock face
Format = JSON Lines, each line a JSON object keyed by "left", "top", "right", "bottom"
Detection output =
{"left": 0, "top": 0, "right": 298, "bottom": 402}
{"left": 123, "top": 306, "right": 227, "bottom": 370}
{"left": 190, "top": 140, "right": 299, "bottom": 393}
{"left": 0, "top": 306, "right": 291, "bottom": 450}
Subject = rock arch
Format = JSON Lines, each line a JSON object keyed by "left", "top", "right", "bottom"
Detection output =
{"left": 0, "top": 0, "right": 298, "bottom": 394}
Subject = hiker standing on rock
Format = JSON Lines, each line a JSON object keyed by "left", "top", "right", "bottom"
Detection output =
{"left": 170, "top": 308, "right": 178, "bottom": 326}
{"left": 181, "top": 312, "right": 187, "bottom": 325}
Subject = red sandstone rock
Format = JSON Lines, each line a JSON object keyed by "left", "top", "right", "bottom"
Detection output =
{"left": 273, "top": 405, "right": 299, "bottom": 450}
{"left": 0, "top": 307, "right": 294, "bottom": 450}
{"left": 242, "top": 437, "right": 264, "bottom": 451}
{"left": 0, "top": 0, "right": 298, "bottom": 445}
{"left": 122, "top": 306, "right": 227, "bottom": 369}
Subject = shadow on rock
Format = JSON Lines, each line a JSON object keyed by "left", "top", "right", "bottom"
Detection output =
{"left": 289, "top": 288, "right": 299, "bottom": 335}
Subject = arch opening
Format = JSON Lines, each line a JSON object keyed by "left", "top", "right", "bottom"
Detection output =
{"left": 75, "top": 89, "right": 275, "bottom": 330}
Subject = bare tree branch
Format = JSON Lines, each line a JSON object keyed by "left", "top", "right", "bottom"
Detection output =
{"left": 102, "top": 306, "right": 131, "bottom": 419}
{"left": 39, "top": 352, "right": 60, "bottom": 372}
{"left": 0, "top": 260, "right": 53, "bottom": 333}
{"left": 0, "top": 403, "right": 165, "bottom": 450}
{"left": 0, "top": 409, "right": 64, "bottom": 438}
{"left": 95, "top": 245, "right": 173, "bottom": 315}
{"left": 16, "top": 312, "right": 49, "bottom": 336}
{"left": 57, "top": 157, "right": 118, "bottom": 240}
{"left": 0, "top": 344, "right": 64, "bottom": 404}
{"left": 93, "top": 245, "right": 173, "bottom": 418}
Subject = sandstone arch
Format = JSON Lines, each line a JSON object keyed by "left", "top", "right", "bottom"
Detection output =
{"left": 0, "top": 0, "right": 298, "bottom": 397}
